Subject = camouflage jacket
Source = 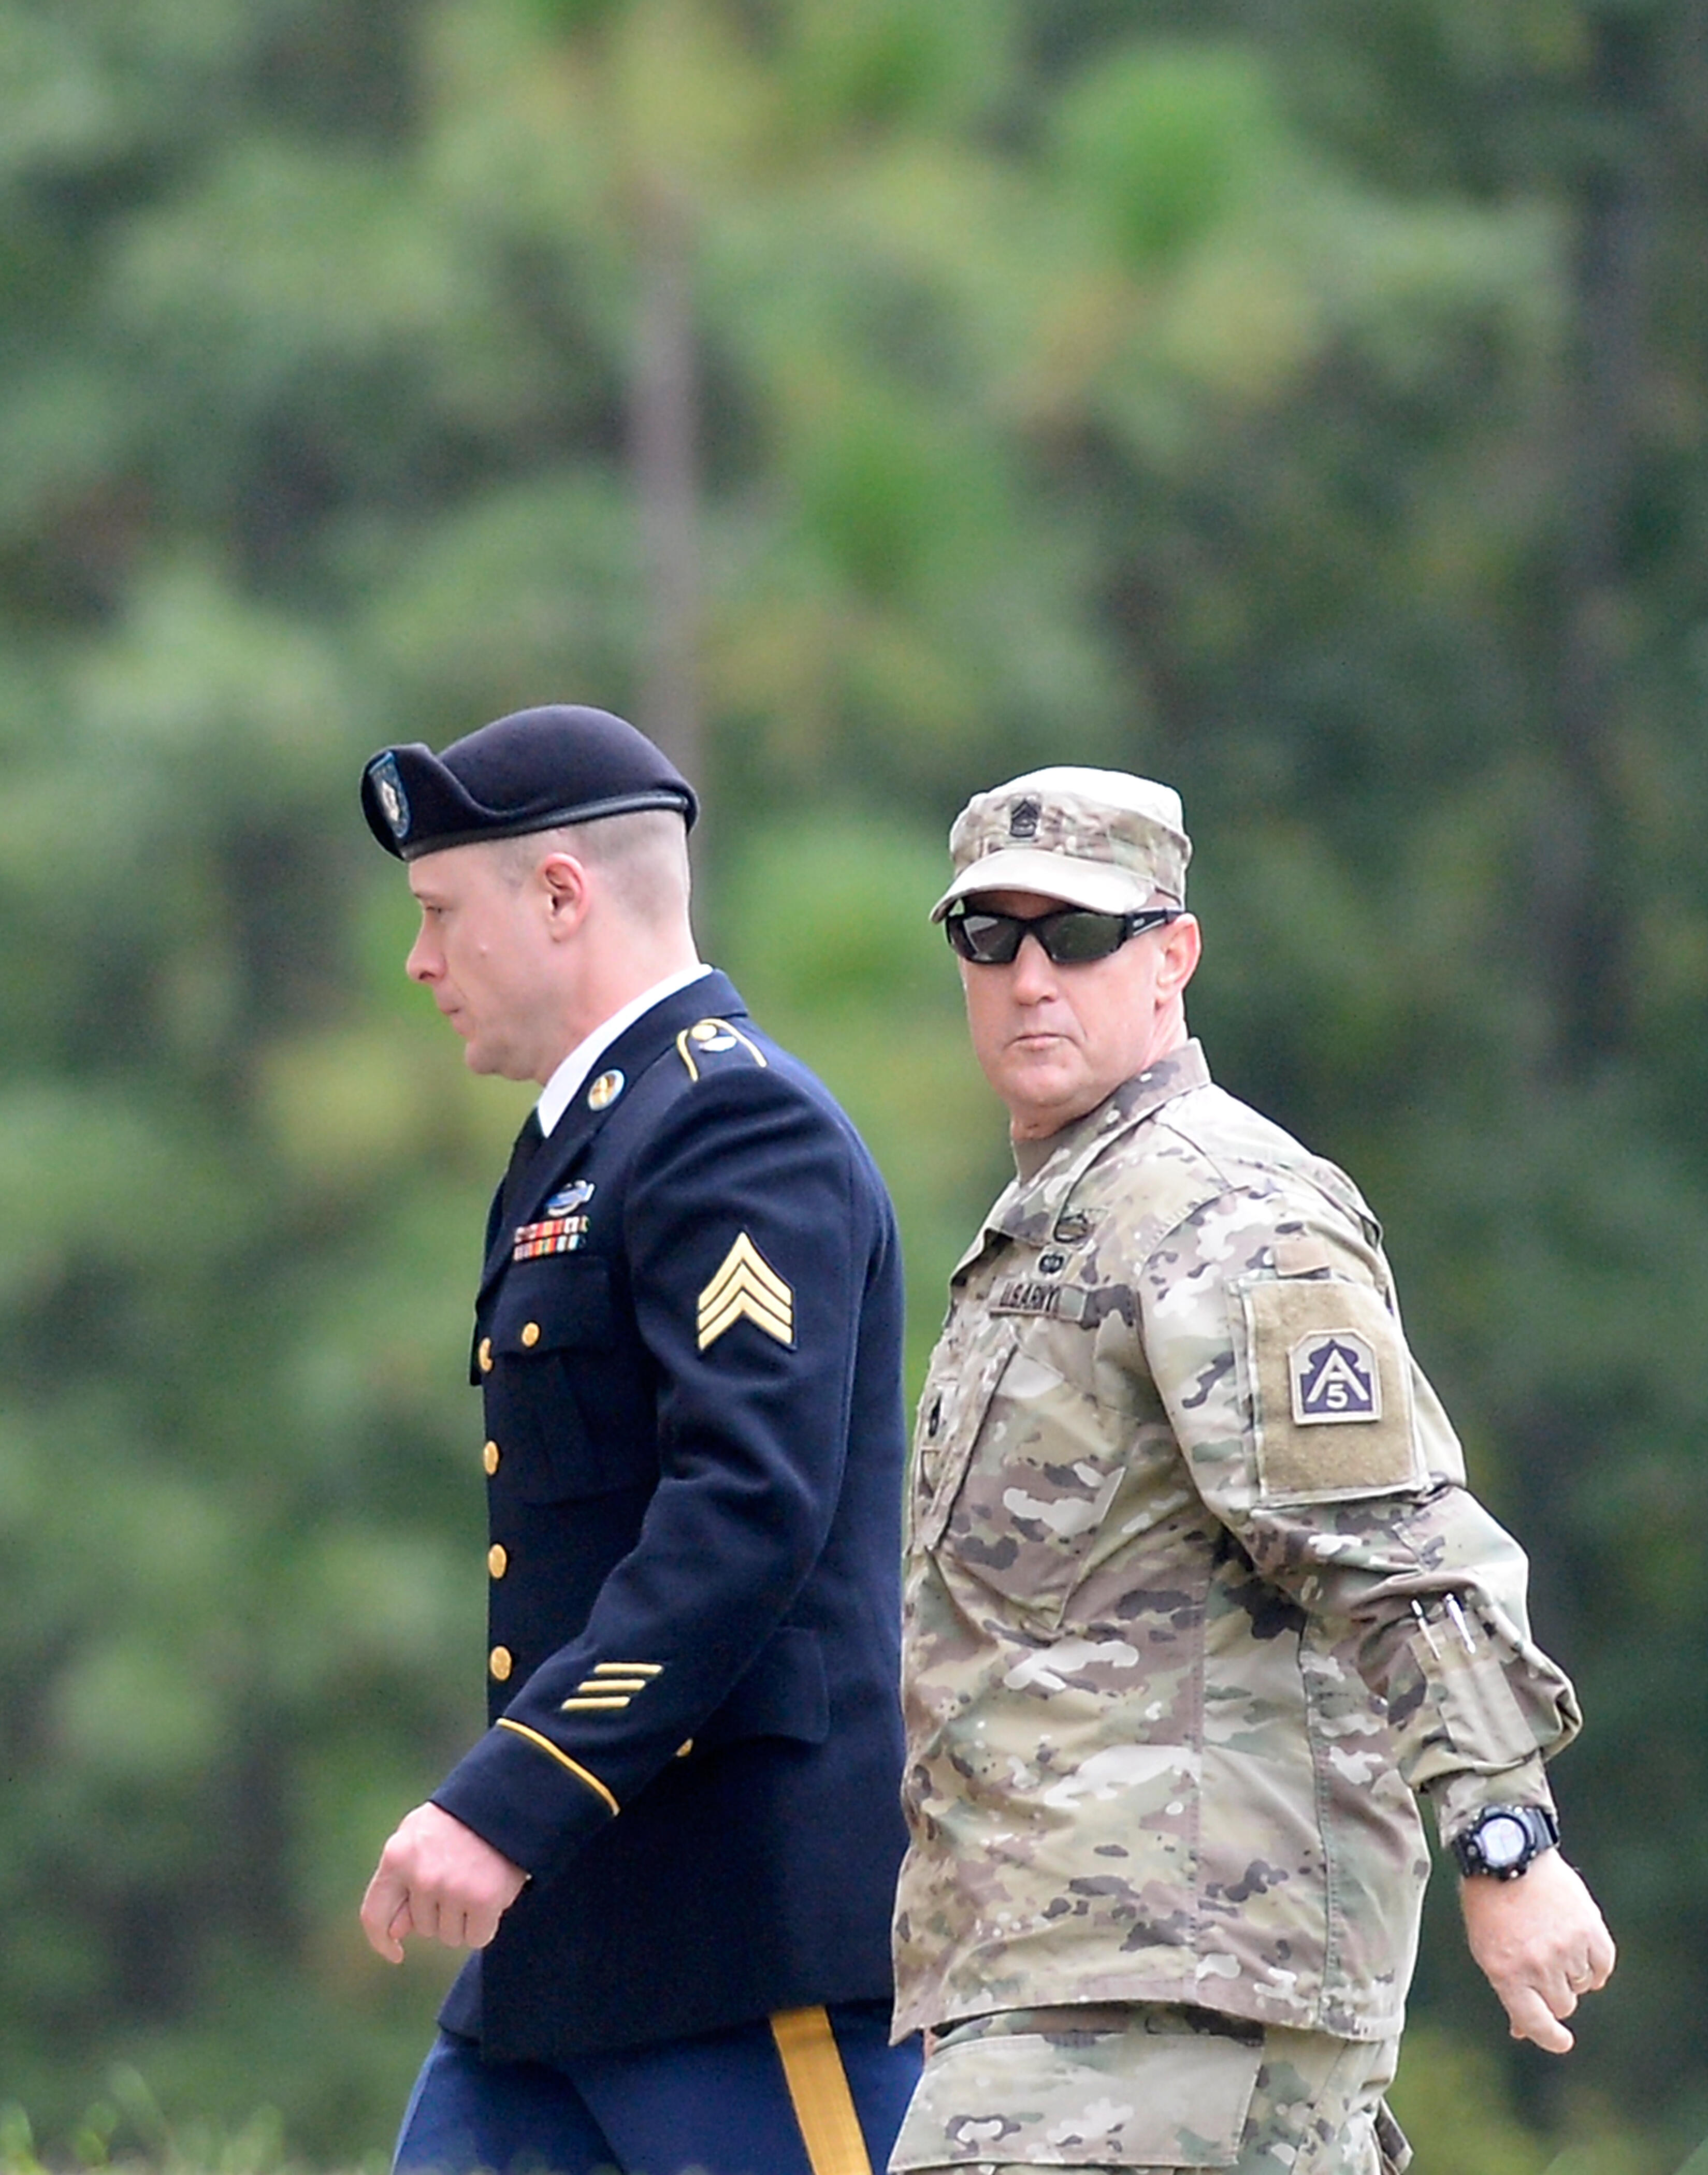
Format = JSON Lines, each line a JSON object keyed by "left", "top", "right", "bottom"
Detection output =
{"left": 893, "top": 1041, "right": 1581, "bottom": 2043}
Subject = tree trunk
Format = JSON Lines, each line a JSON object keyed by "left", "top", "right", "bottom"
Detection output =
{"left": 1534, "top": 13, "right": 1657, "bottom": 1077}
{"left": 630, "top": 183, "right": 703, "bottom": 804}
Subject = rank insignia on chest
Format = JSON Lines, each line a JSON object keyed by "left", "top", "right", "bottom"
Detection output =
{"left": 1290, "top": 1330, "right": 1381, "bottom": 1423}
{"left": 546, "top": 1181, "right": 595, "bottom": 1216}
{"left": 514, "top": 1213, "right": 590, "bottom": 1260}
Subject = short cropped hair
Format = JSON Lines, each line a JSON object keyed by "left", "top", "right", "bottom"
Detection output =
{"left": 493, "top": 808, "right": 692, "bottom": 926}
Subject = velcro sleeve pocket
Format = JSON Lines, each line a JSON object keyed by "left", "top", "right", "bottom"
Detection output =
{"left": 1237, "top": 1274, "right": 1424, "bottom": 1504}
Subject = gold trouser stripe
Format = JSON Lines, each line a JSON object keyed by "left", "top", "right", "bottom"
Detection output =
{"left": 495, "top": 1719, "right": 619, "bottom": 1816}
{"left": 769, "top": 2006, "right": 873, "bottom": 2175}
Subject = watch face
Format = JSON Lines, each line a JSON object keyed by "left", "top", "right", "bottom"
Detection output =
{"left": 1479, "top": 1814, "right": 1530, "bottom": 1869}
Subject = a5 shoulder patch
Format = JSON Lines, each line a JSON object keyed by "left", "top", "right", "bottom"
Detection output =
{"left": 675, "top": 1017, "right": 768, "bottom": 1080}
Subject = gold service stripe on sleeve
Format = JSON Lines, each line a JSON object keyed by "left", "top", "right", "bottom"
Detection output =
{"left": 768, "top": 2006, "right": 874, "bottom": 2175}
{"left": 495, "top": 1719, "right": 619, "bottom": 1816}
{"left": 593, "top": 1661, "right": 662, "bottom": 1675}
{"left": 559, "top": 1696, "right": 631, "bottom": 1711}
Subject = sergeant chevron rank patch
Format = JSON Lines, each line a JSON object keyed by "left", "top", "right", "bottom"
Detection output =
{"left": 697, "top": 1233, "right": 794, "bottom": 1351}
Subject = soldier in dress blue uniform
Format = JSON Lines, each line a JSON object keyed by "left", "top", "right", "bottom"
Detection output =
{"left": 356, "top": 704, "right": 920, "bottom": 2175}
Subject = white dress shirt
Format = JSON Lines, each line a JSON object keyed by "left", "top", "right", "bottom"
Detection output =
{"left": 534, "top": 964, "right": 714, "bottom": 1138}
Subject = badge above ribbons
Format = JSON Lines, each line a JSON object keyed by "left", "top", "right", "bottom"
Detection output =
{"left": 1240, "top": 1275, "right": 1421, "bottom": 1502}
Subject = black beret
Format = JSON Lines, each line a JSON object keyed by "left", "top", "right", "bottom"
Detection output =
{"left": 360, "top": 704, "right": 699, "bottom": 860}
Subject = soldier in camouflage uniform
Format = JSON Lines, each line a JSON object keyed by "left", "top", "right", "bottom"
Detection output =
{"left": 890, "top": 769, "right": 1616, "bottom": 2175}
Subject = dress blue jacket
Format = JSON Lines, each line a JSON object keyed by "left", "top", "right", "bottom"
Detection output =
{"left": 432, "top": 970, "right": 910, "bottom": 2067}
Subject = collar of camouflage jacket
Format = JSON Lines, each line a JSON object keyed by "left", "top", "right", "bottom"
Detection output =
{"left": 953, "top": 1038, "right": 1212, "bottom": 1277}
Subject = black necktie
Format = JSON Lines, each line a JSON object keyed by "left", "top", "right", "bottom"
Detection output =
{"left": 499, "top": 1108, "right": 546, "bottom": 1234}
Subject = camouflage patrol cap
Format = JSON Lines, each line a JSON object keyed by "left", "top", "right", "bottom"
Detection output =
{"left": 931, "top": 765, "right": 1191, "bottom": 921}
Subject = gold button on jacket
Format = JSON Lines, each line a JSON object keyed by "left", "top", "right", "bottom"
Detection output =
{"left": 489, "top": 1645, "right": 513, "bottom": 1682}
{"left": 488, "top": 1544, "right": 508, "bottom": 1578}
{"left": 483, "top": 1440, "right": 501, "bottom": 1475}
{"left": 479, "top": 1337, "right": 494, "bottom": 1372}
{"left": 520, "top": 1321, "right": 541, "bottom": 1347}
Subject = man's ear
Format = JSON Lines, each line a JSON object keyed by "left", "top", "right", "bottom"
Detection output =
{"left": 1157, "top": 912, "right": 1202, "bottom": 999}
{"left": 538, "top": 851, "right": 591, "bottom": 939}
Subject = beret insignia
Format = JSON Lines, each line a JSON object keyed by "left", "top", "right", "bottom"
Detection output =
{"left": 358, "top": 704, "right": 698, "bottom": 861}
{"left": 371, "top": 753, "right": 410, "bottom": 840}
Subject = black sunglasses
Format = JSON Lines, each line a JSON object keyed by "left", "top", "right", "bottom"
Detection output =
{"left": 945, "top": 903, "right": 1181, "bottom": 966}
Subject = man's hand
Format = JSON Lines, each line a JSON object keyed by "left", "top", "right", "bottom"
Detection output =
{"left": 1459, "top": 1849, "right": 1616, "bottom": 2052}
{"left": 360, "top": 1802, "right": 528, "bottom": 1963}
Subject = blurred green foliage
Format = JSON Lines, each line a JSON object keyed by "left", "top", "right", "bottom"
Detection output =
{"left": 1, "top": 0, "right": 1704, "bottom": 2166}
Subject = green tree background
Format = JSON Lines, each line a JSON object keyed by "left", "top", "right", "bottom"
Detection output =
{"left": 1, "top": 1, "right": 1703, "bottom": 2167}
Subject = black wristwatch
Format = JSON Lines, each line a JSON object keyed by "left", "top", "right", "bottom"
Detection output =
{"left": 1450, "top": 1804, "right": 1560, "bottom": 1880}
